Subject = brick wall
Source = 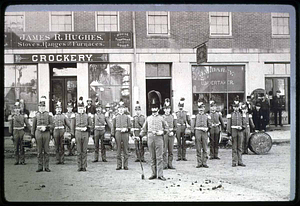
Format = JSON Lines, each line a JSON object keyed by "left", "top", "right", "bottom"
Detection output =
{"left": 74, "top": 11, "right": 95, "bottom": 32}
{"left": 119, "top": 11, "right": 133, "bottom": 31}
{"left": 25, "top": 12, "right": 49, "bottom": 32}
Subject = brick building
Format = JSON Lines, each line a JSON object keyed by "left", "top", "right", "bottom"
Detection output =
{"left": 4, "top": 10, "right": 291, "bottom": 124}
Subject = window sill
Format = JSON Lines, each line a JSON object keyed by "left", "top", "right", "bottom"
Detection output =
{"left": 146, "top": 34, "right": 171, "bottom": 39}
{"left": 209, "top": 35, "right": 233, "bottom": 39}
{"left": 271, "top": 35, "right": 290, "bottom": 39}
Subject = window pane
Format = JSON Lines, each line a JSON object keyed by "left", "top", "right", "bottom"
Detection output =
{"left": 211, "top": 25, "right": 217, "bottom": 34}
{"left": 59, "top": 24, "right": 65, "bottom": 31}
{"left": 98, "top": 16, "right": 104, "bottom": 24}
{"left": 157, "top": 64, "right": 171, "bottom": 77}
{"left": 5, "top": 87, "right": 16, "bottom": 105}
{"left": 146, "top": 64, "right": 157, "bottom": 77}
{"left": 19, "top": 87, "right": 38, "bottom": 104}
{"left": 104, "top": 25, "right": 111, "bottom": 31}
{"left": 111, "top": 25, "right": 117, "bottom": 31}
{"left": 98, "top": 25, "right": 104, "bottom": 31}
{"left": 111, "top": 16, "right": 117, "bottom": 24}
{"left": 89, "top": 63, "right": 110, "bottom": 85}
{"left": 65, "top": 16, "right": 72, "bottom": 24}
{"left": 15, "top": 65, "right": 37, "bottom": 86}
{"left": 223, "top": 25, "right": 229, "bottom": 34}
{"left": 148, "top": 16, "right": 155, "bottom": 24}
{"left": 217, "top": 17, "right": 222, "bottom": 25}
{"left": 161, "top": 25, "right": 168, "bottom": 34}
{"left": 274, "top": 64, "right": 286, "bottom": 74}
{"left": 58, "top": 16, "right": 64, "bottom": 24}
{"left": 154, "top": 16, "right": 161, "bottom": 24}
{"left": 52, "top": 25, "right": 59, "bottom": 31}
{"left": 161, "top": 16, "right": 168, "bottom": 24}
{"left": 222, "top": 17, "right": 229, "bottom": 25}
{"left": 104, "top": 16, "right": 110, "bottom": 24}
{"left": 148, "top": 25, "right": 155, "bottom": 33}
{"left": 155, "top": 24, "right": 162, "bottom": 33}
{"left": 264, "top": 64, "right": 274, "bottom": 74}
{"left": 211, "top": 16, "right": 217, "bottom": 25}
{"left": 283, "top": 26, "right": 289, "bottom": 34}
{"left": 272, "top": 17, "right": 278, "bottom": 26}
{"left": 286, "top": 64, "right": 290, "bottom": 74}
{"left": 65, "top": 25, "right": 72, "bottom": 31}
{"left": 5, "top": 65, "right": 16, "bottom": 87}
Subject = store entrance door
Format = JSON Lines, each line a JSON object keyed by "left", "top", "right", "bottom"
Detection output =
{"left": 50, "top": 63, "right": 77, "bottom": 114}
{"left": 146, "top": 79, "right": 171, "bottom": 116}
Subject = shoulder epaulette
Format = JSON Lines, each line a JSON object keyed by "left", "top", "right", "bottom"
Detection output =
{"left": 249, "top": 114, "right": 252, "bottom": 118}
{"left": 191, "top": 115, "right": 196, "bottom": 119}
{"left": 227, "top": 114, "right": 231, "bottom": 118}
{"left": 24, "top": 114, "right": 28, "bottom": 118}
{"left": 71, "top": 113, "right": 76, "bottom": 118}
{"left": 49, "top": 112, "right": 53, "bottom": 116}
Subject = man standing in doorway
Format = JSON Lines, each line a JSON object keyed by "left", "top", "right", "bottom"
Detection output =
{"left": 175, "top": 97, "right": 191, "bottom": 161}
{"left": 272, "top": 90, "right": 285, "bottom": 127}
{"left": 140, "top": 90, "right": 168, "bottom": 181}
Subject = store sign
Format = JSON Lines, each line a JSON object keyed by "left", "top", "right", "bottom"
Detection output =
{"left": 196, "top": 44, "right": 207, "bottom": 64}
{"left": 5, "top": 32, "right": 133, "bottom": 49}
{"left": 14, "top": 53, "right": 109, "bottom": 63}
{"left": 192, "top": 65, "right": 245, "bottom": 93}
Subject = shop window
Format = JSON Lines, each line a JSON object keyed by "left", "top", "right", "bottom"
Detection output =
{"left": 209, "top": 12, "right": 231, "bottom": 36}
{"left": 4, "top": 65, "right": 38, "bottom": 119}
{"left": 272, "top": 13, "right": 290, "bottom": 37}
{"left": 192, "top": 65, "right": 245, "bottom": 116}
{"left": 96, "top": 11, "right": 118, "bottom": 31}
{"left": 264, "top": 63, "right": 290, "bottom": 75}
{"left": 5, "top": 12, "right": 24, "bottom": 32}
{"left": 50, "top": 11, "right": 73, "bottom": 31}
{"left": 89, "top": 63, "right": 130, "bottom": 111}
{"left": 146, "top": 63, "right": 171, "bottom": 78}
{"left": 147, "top": 11, "right": 170, "bottom": 35}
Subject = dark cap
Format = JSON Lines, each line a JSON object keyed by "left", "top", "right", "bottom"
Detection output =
{"left": 256, "top": 102, "right": 261, "bottom": 107}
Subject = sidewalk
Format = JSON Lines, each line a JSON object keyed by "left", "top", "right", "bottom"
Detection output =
{"left": 3, "top": 125, "right": 291, "bottom": 153}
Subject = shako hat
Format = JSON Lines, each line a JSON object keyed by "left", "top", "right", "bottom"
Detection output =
{"left": 148, "top": 90, "right": 162, "bottom": 109}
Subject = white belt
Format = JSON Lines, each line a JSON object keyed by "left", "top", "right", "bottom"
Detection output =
{"left": 131, "top": 128, "right": 140, "bottom": 131}
{"left": 55, "top": 126, "right": 64, "bottom": 129}
{"left": 231, "top": 126, "right": 242, "bottom": 129}
{"left": 177, "top": 123, "right": 185, "bottom": 126}
{"left": 211, "top": 123, "right": 220, "bottom": 127}
{"left": 95, "top": 125, "right": 105, "bottom": 128}
{"left": 195, "top": 127, "right": 208, "bottom": 130}
{"left": 14, "top": 127, "right": 24, "bottom": 130}
{"left": 76, "top": 127, "right": 87, "bottom": 131}
{"left": 37, "top": 125, "right": 47, "bottom": 128}
{"left": 116, "top": 128, "right": 128, "bottom": 131}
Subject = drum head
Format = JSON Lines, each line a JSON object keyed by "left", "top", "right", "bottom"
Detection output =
{"left": 249, "top": 132, "right": 272, "bottom": 154}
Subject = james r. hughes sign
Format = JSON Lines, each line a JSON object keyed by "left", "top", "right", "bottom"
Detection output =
{"left": 5, "top": 32, "right": 132, "bottom": 49}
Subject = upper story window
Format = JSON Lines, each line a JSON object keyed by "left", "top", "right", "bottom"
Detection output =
{"left": 96, "top": 11, "right": 119, "bottom": 31}
{"left": 272, "top": 13, "right": 290, "bottom": 37}
{"left": 147, "top": 11, "right": 170, "bottom": 35}
{"left": 50, "top": 11, "right": 73, "bottom": 31}
{"left": 5, "top": 12, "right": 24, "bottom": 32}
{"left": 209, "top": 12, "right": 232, "bottom": 37}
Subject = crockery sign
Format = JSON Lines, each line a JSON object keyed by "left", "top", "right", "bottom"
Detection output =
{"left": 14, "top": 53, "right": 109, "bottom": 63}
{"left": 5, "top": 32, "right": 133, "bottom": 49}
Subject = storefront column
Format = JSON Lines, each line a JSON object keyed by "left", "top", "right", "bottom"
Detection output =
{"left": 77, "top": 63, "right": 89, "bottom": 102}
{"left": 135, "top": 62, "right": 146, "bottom": 116}
{"left": 248, "top": 62, "right": 265, "bottom": 93}
{"left": 38, "top": 63, "right": 50, "bottom": 111}
{"left": 173, "top": 62, "right": 193, "bottom": 114}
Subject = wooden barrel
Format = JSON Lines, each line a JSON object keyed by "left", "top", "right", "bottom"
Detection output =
{"left": 23, "top": 134, "right": 32, "bottom": 148}
{"left": 63, "top": 132, "right": 72, "bottom": 145}
{"left": 103, "top": 133, "right": 112, "bottom": 146}
{"left": 248, "top": 132, "right": 272, "bottom": 154}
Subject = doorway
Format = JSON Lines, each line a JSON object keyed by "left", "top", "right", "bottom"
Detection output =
{"left": 50, "top": 63, "right": 77, "bottom": 113}
{"left": 146, "top": 79, "right": 171, "bottom": 116}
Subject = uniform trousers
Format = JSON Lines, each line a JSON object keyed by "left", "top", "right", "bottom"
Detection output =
{"left": 94, "top": 130, "right": 106, "bottom": 161}
{"left": 176, "top": 125, "right": 187, "bottom": 159}
{"left": 115, "top": 131, "right": 129, "bottom": 168}
{"left": 134, "top": 130, "right": 144, "bottom": 161}
{"left": 242, "top": 126, "right": 251, "bottom": 154}
{"left": 75, "top": 131, "right": 89, "bottom": 170}
{"left": 53, "top": 128, "right": 65, "bottom": 163}
{"left": 163, "top": 134, "right": 175, "bottom": 168}
{"left": 231, "top": 128, "right": 244, "bottom": 165}
{"left": 148, "top": 134, "right": 164, "bottom": 178}
{"left": 195, "top": 130, "right": 208, "bottom": 166}
{"left": 209, "top": 126, "right": 221, "bottom": 158}
{"left": 35, "top": 130, "right": 51, "bottom": 170}
{"left": 274, "top": 109, "right": 282, "bottom": 126}
{"left": 13, "top": 129, "right": 25, "bottom": 164}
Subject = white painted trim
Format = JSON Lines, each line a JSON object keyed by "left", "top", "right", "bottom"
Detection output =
{"left": 49, "top": 12, "right": 52, "bottom": 31}
{"left": 209, "top": 12, "right": 232, "bottom": 37}
{"left": 117, "top": 11, "right": 120, "bottom": 32}
{"left": 23, "top": 12, "right": 26, "bottom": 32}
{"left": 95, "top": 11, "right": 119, "bottom": 32}
{"left": 71, "top": 11, "right": 74, "bottom": 31}
{"left": 95, "top": 11, "right": 97, "bottom": 31}
{"left": 271, "top": 13, "right": 290, "bottom": 38}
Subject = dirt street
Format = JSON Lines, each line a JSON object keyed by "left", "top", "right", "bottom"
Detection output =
{"left": 4, "top": 143, "right": 290, "bottom": 202}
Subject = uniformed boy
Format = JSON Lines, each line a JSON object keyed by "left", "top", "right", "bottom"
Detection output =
{"left": 8, "top": 101, "right": 31, "bottom": 165}
{"left": 52, "top": 101, "right": 72, "bottom": 164}
{"left": 241, "top": 103, "right": 255, "bottom": 154}
{"left": 131, "top": 101, "right": 146, "bottom": 162}
{"left": 162, "top": 98, "right": 177, "bottom": 169}
{"left": 227, "top": 102, "right": 246, "bottom": 167}
{"left": 71, "top": 97, "right": 93, "bottom": 172}
{"left": 111, "top": 101, "right": 132, "bottom": 170}
{"left": 93, "top": 103, "right": 112, "bottom": 162}
{"left": 175, "top": 97, "right": 191, "bottom": 161}
{"left": 209, "top": 102, "right": 225, "bottom": 160}
{"left": 31, "top": 96, "right": 54, "bottom": 172}
{"left": 191, "top": 102, "right": 211, "bottom": 168}
{"left": 64, "top": 102, "right": 76, "bottom": 156}
{"left": 140, "top": 90, "right": 168, "bottom": 181}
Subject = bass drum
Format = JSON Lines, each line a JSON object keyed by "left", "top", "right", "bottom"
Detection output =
{"left": 63, "top": 132, "right": 72, "bottom": 145}
{"left": 142, "top": 136, "right": 148, "bottom": 147}
{"left": 23, "top": 133, "right": 32, "bottom": 148}
{"left": 248, "top": 132, "right": 272, "bottom": 155}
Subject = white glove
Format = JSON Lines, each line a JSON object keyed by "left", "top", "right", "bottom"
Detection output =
{"left": 192, "top": 136, "right": 195, "bottom": 141}
{"left": 81, "top": 127, "right": 87, "bottom": 131}
{"left": 31, "top": 138, "right": 36, "bottom": 144}
{"left": 112, "top": 138, "right": 116, "bottom": 144}
{"left": 121, "top": 128, "right": 127, "bottom": 133}
{"left": 156, "top": 130, "right": 164, "bottom": 136}
{"left": 40, "top": 126, "right": 46, "bottom": 132}
{"left": 168, "top": 131, "right": 174, "bottom": 137}
{"left": 71, "top": 138, "right": 75, "bottom": 144}
{"left": 237, "top": 126, "right": 243, "bottom": 130}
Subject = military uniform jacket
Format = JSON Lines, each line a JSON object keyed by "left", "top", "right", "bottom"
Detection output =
{"left": 31, "top": 112, "right": 54, "bottom": 135}
{"left": 226, "top": 111, "right": 246, "bottom": 134}
{"left": 132, "top": 114, "right": 146, "bottom": 131}
{"left": 8, "top": 114, "right": 31, "bottom": 135}
{"left": 140, "top": 114, "right": 168, "bottom": 136}
{"left": 272, "top": 96, "right": 285, "bottom": 111}
{"left": 162, "top": 114, "right": 177, "bottom": 132}
{"left": 111, "top": 114, "right": 132, "bottom": 136}
{"left": 175, "top": 110, "right": 191, "bottom": 126}
{"left": 210, "top": 111, "right": 225, "bottom": 129}
{"left": 243, "top": 113, "right": 255, "bottom": 130}
{"left": 86, "top": 105, "right": 96, "bottom": 115}
{"left": 71, "top": 113, "right": 93, "bottom": 134}
{"left": 94, "top": 112, "right": 112, "bottom": 131}
{"left": 191, "top": 113, "right": 211, "bottom": 131}
{"left": 53, "top": 113, "right": 71, "bottom": 130}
